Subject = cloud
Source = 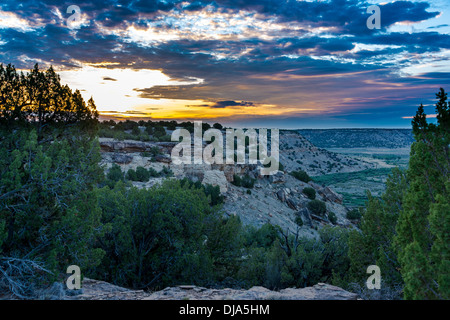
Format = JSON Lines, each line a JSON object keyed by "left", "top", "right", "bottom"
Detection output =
{"left": 208, "top": 100, "right": 255, "bottom": 108}
{"left": 0, "top": 0, "right": 448, "bottom": 127}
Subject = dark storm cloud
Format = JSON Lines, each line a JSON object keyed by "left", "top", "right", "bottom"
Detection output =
{"left": 210, "top": 100, "right": 255, "bottom": 108}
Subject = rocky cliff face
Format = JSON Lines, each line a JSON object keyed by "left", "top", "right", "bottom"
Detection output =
{"left": 79, "top": 132, "right": 364, "bottom": 301}
{"left": 98, "top": 131, "right": 359, "bottom": 237}
{"left": 69, "top": 278, "right": 358, "bottom": 300}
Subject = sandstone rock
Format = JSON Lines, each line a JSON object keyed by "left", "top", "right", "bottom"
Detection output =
{"left": 211, "top": 164, "right": 259, "bottom": 182}
{"left": 112, "top": 153, "right": 133, "bottom": 164}
{"left": 286, "top": 198, "right": 298, "bottom": 211}
{"left": 298, "top": 208, "right": 313, "bottom": 227}
{"left": 308, "top": 181, "right": 322, "bottom": 190}
{"left": 269, "top": 171, "right": 285, "bottom": 184}
{"left": 276, "top": 190, "right": 286, "bottom": 202}
{"left": 99, "top": 138, "right": 176, "bottom": 154}
{"left": 154, "top": 154, "right": 172, "bottom": 164}
{"left": 202, "top": 170, "right": 228, "bottom": 193}
{"left": 184, "top": 164, "right": 211, "bottom": 182}
{"left": 67, "top": 278, "right": 147, "bottom": 300}
{"left": 311, "top": 213, "right": 329, "bottom": 223}
{"left": 143, "top": 283, "right": 358, "bottom": 300}
{"left": 318, "top": 187, "right": 344, "bottom": 204}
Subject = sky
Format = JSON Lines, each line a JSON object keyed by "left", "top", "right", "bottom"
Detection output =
{"left": 0, "top": 0, "right": 449, "bottom": 128}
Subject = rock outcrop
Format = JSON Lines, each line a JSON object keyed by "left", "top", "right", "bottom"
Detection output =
{"left": 202, "top": 170, "right": 229, "bottom": 193}
{"left": 99, "top": 138, "right": 176, "bottom": 154}
{"left": 318, "top": 186, "right": 344, "bottom": 204}
{"left": 69, "top": 279, "right": 358, "bottom": 300}
{"left": 145, "top": 283, "right": 358, "bottom": 300}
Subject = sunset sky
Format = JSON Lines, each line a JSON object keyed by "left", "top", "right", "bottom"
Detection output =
{"left": 1, "top": 0, "right": 449, "bottom": 128}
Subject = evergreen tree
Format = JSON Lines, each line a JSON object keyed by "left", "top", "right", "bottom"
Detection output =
{"left": 395, "top": 88, "right": 449, "bottom": 299}
{"left": 348, "top": 168, "right": 407, "bottom": 292}
{"left": 0, "top": 63, "right": 98, "bottom": 134}
{"left": 0, "top": 63, "right": 103, "bottom": 290}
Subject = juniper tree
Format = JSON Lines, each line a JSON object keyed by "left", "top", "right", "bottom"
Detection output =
{"left": 394, "top": 88, "right": 449, "bottom": 300}
{"left": 0, "top": 64, "right": 104, "bottom": 290}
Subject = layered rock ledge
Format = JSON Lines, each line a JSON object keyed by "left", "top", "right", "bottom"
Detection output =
{"left": 69, "top": 278, "right": 358, "bottom": 300}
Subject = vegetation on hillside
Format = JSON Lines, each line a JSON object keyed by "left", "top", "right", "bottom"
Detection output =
{"left": 0, "top": 65, "right": 447, "bottom": 300}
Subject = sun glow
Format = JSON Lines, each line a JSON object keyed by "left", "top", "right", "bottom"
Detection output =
{"left": 55, "top": 64, "right": 203, "bottom": 116}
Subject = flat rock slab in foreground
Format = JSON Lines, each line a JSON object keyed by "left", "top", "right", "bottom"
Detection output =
{"left": 71, "top": 279, "right": 358, "bottom": 300}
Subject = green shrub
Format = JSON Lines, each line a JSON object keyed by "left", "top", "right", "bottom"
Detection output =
{"left": 203, "top": 184, "right": 224, "bottom": 206}
{"left": 113, "top": 131, "right": 126, "bottom": 141}
{"left": 92, "top": 180, "right": 215, "bottom": 288}
{"left": 232, "top": 174, "right": 255, "bottom": 188}
{"left": 346, "top": 208, "right": 362, "bottom": 220}
{"left": 303, "top": 187, "right": 316, "bottom": 200}
{"left": 108, "top": 164, "right": 124, "bottom": 182}
{"left": 160, "top": 166, "right": 174, "bottom": 177}
{"left": 307, "top": 200, "right": 327, "bottom": 216}
{"left": 242, "top": 175, "right": 256, "bottom": 189}
{"left": 328, "top": 212, "right": 337, "bottom": 225}
{"left": 131, "top": 126, "right": 141, "bottom": 136}
{"left": 295, "top": 215, "right": 304, "bottom": 227}
{"left": 153, "top": 126, "right": 166, "bottom": 138}
{"left": 148, "top": 167, "right": 159, "bottom": 177}
{"left": 150, "top": 146, "right": 161, "bottom": 157}
{"left": 126, "top": 168, "right": 137, "bottom": 181}
{"left": 213, "top": 123, "right": 223, "bottom": 130}
{"left": 290, "top": 169, "right": 311, "bottom": 183}
{"left": 136, "top": 166, "right": 150, "bottom": 182}
{"left": 232, "top": 175, "right": 242, "bottom": 187}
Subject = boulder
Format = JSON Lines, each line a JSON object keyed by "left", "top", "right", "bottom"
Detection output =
{"left": 286, "top": 198, "right": 298, "bottom": 210}
{"left": 308, "top": 181, "right": 322, "bottom": 190}
{"left": 154, "top": 154, "right": 172, "bottom": 164}
{"left": 276, "top": 190, "right": 286, "bottom": 202}
{"left": 269, "top": 171, "right": 285, "bottom": 184}
{"left": 202, "top": 170, "right": 228, "bottom": 193}
{"left": 318, "top": 187, "right": 343, "bottom": 204}
{"left": 112, "top": 153, "right": 133, "bottom": 164}
{"left": 297, "top": 208, "right": 313, "bottom": 227}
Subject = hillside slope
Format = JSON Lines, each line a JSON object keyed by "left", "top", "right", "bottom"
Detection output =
{"left": 298, "top": 129, "right": 414, "bottom": 149}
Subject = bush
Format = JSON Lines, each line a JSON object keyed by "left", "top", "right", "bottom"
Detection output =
{"left": 160, "top": 166, "right": 174, "bottom": 177}
{"left": 91, "top": 180, "right": 215, "bottom": 288}
{"left": 213, "top": 123, "right": 223, "bottom": 130}
{"left": 203, "top": 184, "right": 224, "bottom": 206}
{"left": 135, "top": 166, "right": 150, "bottom": 182}
{"left": 232, "top": 175, "right": 242, "bottom": 187}
{"left": 303, "top": 187, "right": 316, "bottom": 200}
{"left": 108, "top": 164, "right": 124, "bottom": 182}
{"left": 153, "top": 126, "right": 166, "bottom": 139}
{"left": 150, "top": 146, "right": 161, "bottom": 157}
{"left": 0, "top": 128, "right": 105, "bottom": 287}
{"left": 91, "top": 180, "right": 241, "bottom": 289}
{"left": 156, "top": 134, "right": 172, "bottom": 142}
{"left": 131, "top": 126, "right": 141, "bottom": 136}
{"left": 126, "top": 168, "right": 137, "bottom": 181}
{"left": 232, "top": 174, "right": 255, "bottom": 188}
{"left": 346, "top": 208, "right": 362, "bottom": 220}
{"left": 295, "top": 215, "right": 304, "bottom": 227}
{"left": 290, "top": 170, "right": 311, "bottom": 183}
{"left": 242, "top": 175, "right": 256, "bottom": 189}
{"left": 307, "top": 200, "right": 327, "bottom": 216}
{"left": 328, "top": 212, "right": 337, "bottom": 225}
{"left": 148, "top": 167, "right": 159, "bottom": 177}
